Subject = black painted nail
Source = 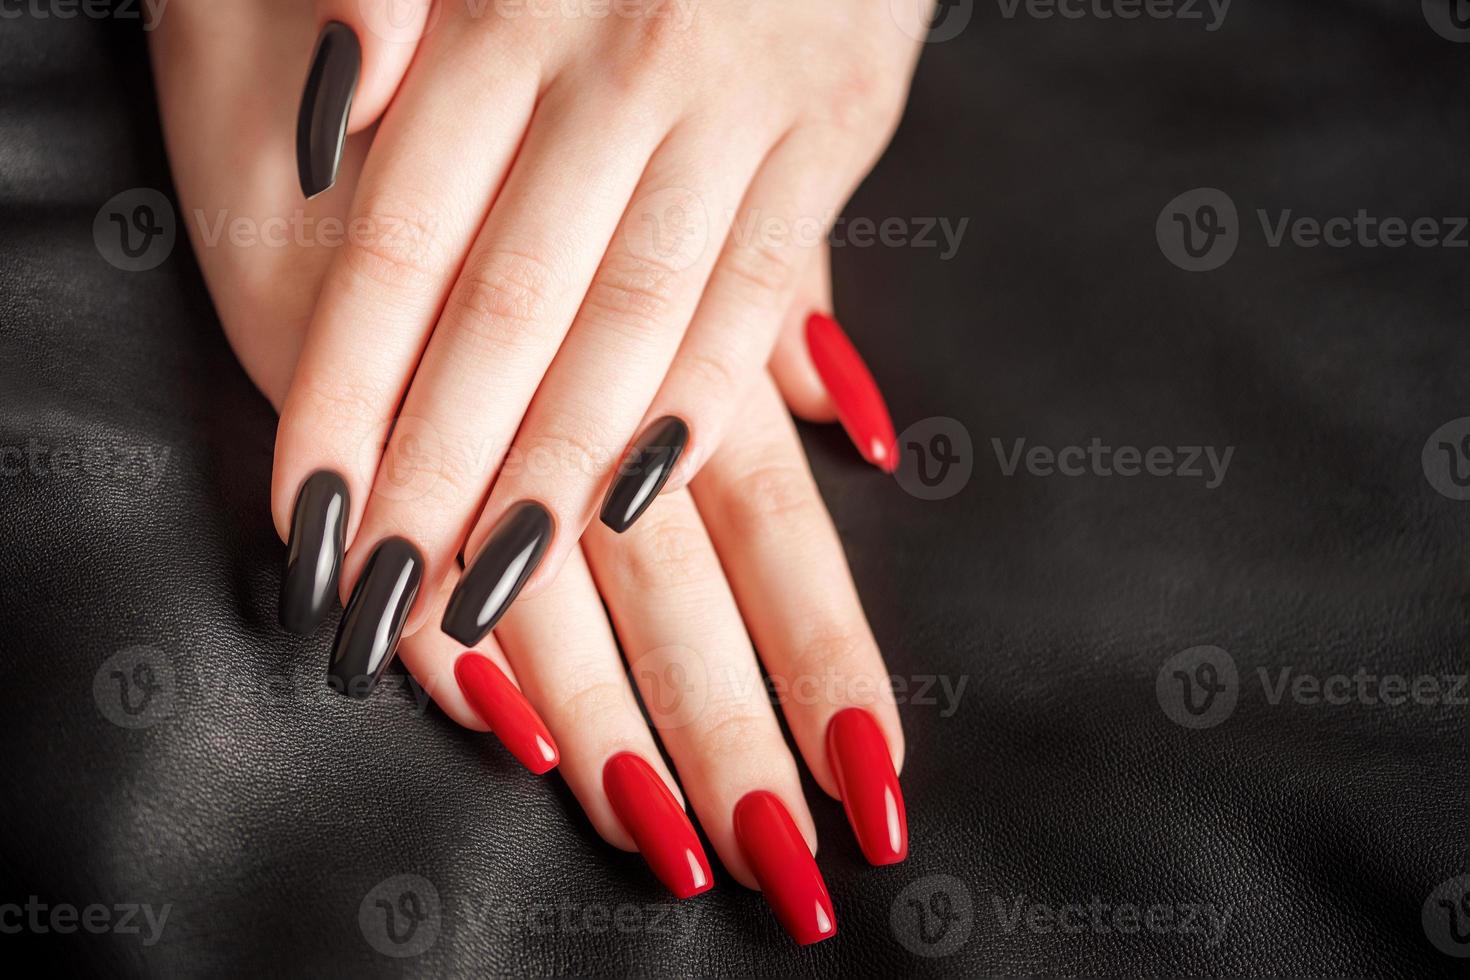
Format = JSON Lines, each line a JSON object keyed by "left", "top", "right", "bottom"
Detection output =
{"left": 280, "top": 470, "right": 349, "bottom": 634}
{"left": 296, "top": 21, "right": 360, "bottom": 199}
{"left": 600, "top": 417, "right": 688, "bottom": 533}
{"left": 441, "top": 502, "right": 552, "bottom": 647}
{"left": 328, "top": 537, "right": 422, "bottom": 699}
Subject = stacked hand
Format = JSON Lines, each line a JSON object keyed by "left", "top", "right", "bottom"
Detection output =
{"left": 150, "top": 0, "right": 930, "bottom": 944}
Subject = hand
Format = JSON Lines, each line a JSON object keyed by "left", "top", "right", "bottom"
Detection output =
{"left": 150, "top": 2, "right": 910, "bottom": 943}
{"left": 190, "top": 0, "right": 920, "bottom": 650}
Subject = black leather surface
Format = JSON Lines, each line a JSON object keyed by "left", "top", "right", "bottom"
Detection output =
{"left": 2, "top": 4, "right": 1467, "bottom": 977}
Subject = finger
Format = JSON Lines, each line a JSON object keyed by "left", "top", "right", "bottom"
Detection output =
{"left": 691, "top": 375, "right": 906, "bottom": 866}
{"left": 583, "top": 493, "right": 837, "bottom": 944}
{"left": 768, "top": 243, "right": 837, "bottom": 423}
{"left": 300, "top": 1, "right": 434, "bottom": 196}
{"left": 641, "top": 127, "right": 857, "bottom": 495}
{"left": 447, "top": 121, "right": 774, "bottom": 637}
{"left": 492, "top": 548, "right": 715, "bottom": 898}
{"left": 271, "top": 26, "right": 539, "bottom": 634}
{"left": 360, "top": 73, "right": 666, "bottom": 642}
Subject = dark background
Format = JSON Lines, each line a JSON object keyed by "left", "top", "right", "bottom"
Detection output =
{"left": 2, "top": 1, "right": 1468, "bottom": 976}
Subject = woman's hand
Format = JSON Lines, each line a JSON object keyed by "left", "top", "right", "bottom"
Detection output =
{"left": 180, "top": 0, "right": 921, "bottom": 648}
{"left": 151, "top": 1, "right": 910, "bottom": 943}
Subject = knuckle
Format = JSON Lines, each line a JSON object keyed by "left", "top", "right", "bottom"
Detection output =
{"left": 580, "top": 252, "right": 684, "bottom": 328}
{"left": 615, "top": 515, "right": 710, "bottom": 591}
{"left": 290, "top": 376, "right": 386, "bottom": 439}
{"left": 450, "top": 247, "right": 562, "bottom": 348}
{"left": 343, "top": 194, "right": 447, "bottom": 289}
{"left": 695, "top": 708, "right": 772, "bottom": 760}
{"left": 787, "top": 621, "right": 874, "bottom": 686}
{"left": 721, "top": 238, "right": 798, "bottom": 301}
{"left": 512, "top": 421, "right": 621, "bottom": 483}
{"left": 719, "top": 461, "right": 819, "bottom": 535}
{"left": 678, "top": 347, "right": 741, "bottom": 397}
{"left": 830, "top": 61, "right": 895, "bottom": 131}
{"left": 555, "top": 678, "right": 633, "bottom": 728}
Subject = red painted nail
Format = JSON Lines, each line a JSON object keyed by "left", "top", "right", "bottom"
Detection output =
{"left": 454, "top": 653, "right": 559, "bottom": 774}
{"left": 733, "top": 790, "right": 836, "bottom": 945}
{"left": 603, "top": 753, "right": 713, "bottom": 899}
{"left": 826, "top": 708, "right": 908, "bottom": 865}
{"left": 805, "top": 312, "right": 898, "bottom": 473}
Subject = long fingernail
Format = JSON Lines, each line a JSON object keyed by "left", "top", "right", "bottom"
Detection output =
{"left": 328, "top": 537, "right": 422, "bottom": 699}
{"left": 279, "top": 470, "right": 349, "bottom": 634}
{"left": 296, "top": 21, "right": 361, "bottom": 199}
{"left": 441, "top": 502, "right": 552, "bottom": 647}
{"left": 805, "top": 312, "right": 898, "bottom": 473}
{"left": 454, "top": 653, "right": 559, "bottom": 774}
{"left": 600, "top": 416, "right": 689, "bottom": 533}
{"left": 826, "top": 708, "right": 907, "bottom": 865}
{"left": 733, "top": 791, "right": 836, "bottom": 945}
{"left": 603, "top": 753, "right": 712, "bottom": 898}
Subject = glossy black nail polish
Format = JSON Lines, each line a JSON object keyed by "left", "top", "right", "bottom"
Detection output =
{"left": 328, "top": 537, "right": 422, "bottom": 699}
{"left": 280, "top": 470, "right": 349, "bottom": 634}
{"left": 600, "top": 417, "right": 688, "bottom": 533}
{"left": 296, "top": 21, "right": 360, "bottom": 199}
{"left": 441, "top": 503, "right": 552, "bottom": 647}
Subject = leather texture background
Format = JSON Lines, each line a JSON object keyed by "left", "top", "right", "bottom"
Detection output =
{"left": 1, "top": 3, "right": 1467, "bottom": 976}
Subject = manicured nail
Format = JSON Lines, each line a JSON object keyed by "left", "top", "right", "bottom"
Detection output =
{"left": 732, "top": 791, "right": 836, "bottom": 945}
{"left": 296, "top": 22, "right": 361, "bottom": 199}
{"left": 441, "top": 502, "right": 552, "bottom": 647}
{"left": 603, "top": 753, "right": 712, "bottom": 898}
{"left": 279, "top": 470, "right": 349, "bottom": 634}
{"left": 328, "top": 537, "right": 421, "bottom": 699}
{"left": 826, "top": 708, "right": 907, "bottom": 865}
{"left": 455, "top": 653, "right": 559, "bottom": 774}
{"left": 805, "top": 312, "right": 898, "bottom": 473}
{"left": 600, "top": 416, "right": 689, "bottom": 533}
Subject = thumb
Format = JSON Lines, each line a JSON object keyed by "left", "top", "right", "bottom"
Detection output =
{"left": 297, "top": 0, "right": 433, "bottom": 197}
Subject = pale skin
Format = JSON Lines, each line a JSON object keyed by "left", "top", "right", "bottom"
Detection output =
{"left": 148, "top": 0, "right": 921, "bottom": 888}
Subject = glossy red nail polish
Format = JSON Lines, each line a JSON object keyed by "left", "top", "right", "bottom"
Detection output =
{"left": 454, "top": 653, "right": 559, "bottom": 774}
{"left": 732, "top": 790, "right": 836, "bottom": 945}
{"left": 826, "top": 708, "right": 908, "bottom": 865}
{"left": 603, "top": 753, "right": 713, "bottom": 899}
{"left": 805, "top": 312, "right": 898, "bottom": 473}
